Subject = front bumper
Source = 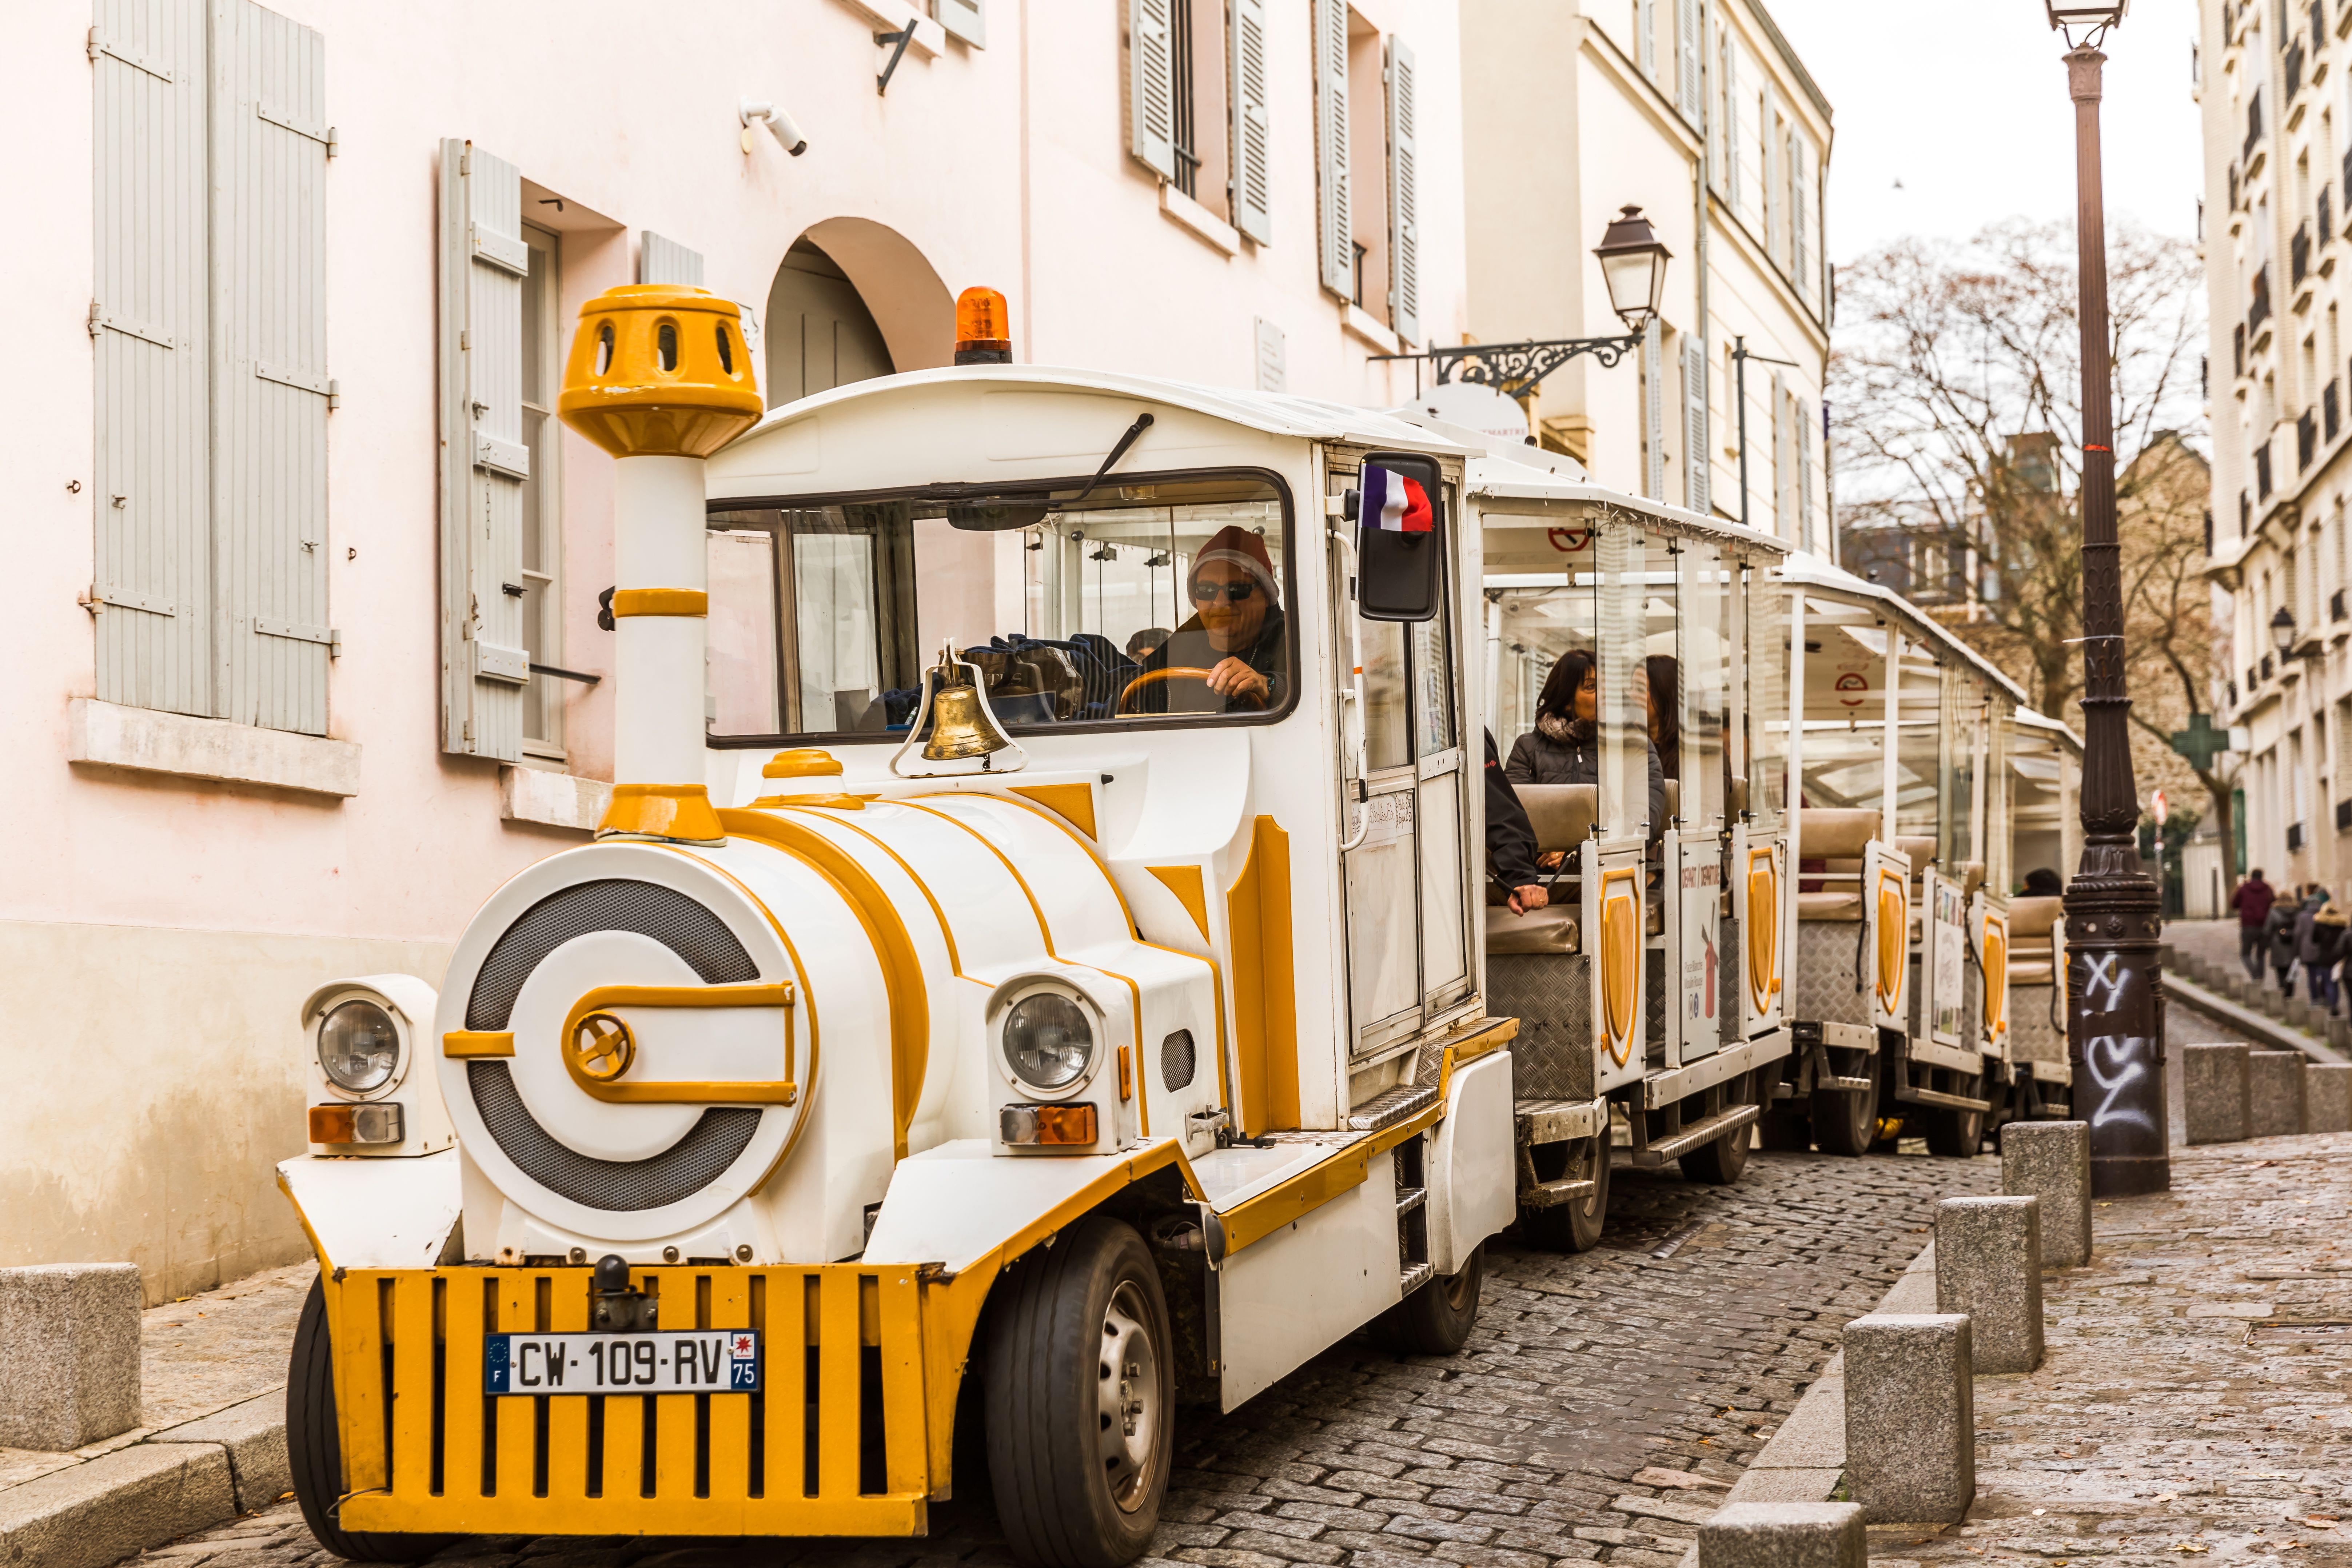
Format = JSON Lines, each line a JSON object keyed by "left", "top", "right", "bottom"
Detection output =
{"left": 327, "top": 1263, "right": 956, "bottom": 1537}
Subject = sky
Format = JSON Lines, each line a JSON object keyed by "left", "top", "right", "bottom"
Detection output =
{"left": 1765, "top": 0, "right": 2205, "bottom": 264}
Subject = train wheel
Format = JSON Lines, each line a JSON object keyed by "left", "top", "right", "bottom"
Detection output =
{"left": 1521, "top": 1133, "right": 1611, "bottom": 1252}
{"left": 986, "top": 1216, "right": 1174, "bottom": 1568}
{"left": 1924, "top": 1073, "right": 1989, "bottom": 1158}
{"left": 1678, "top": 1072, "right": 1756, "bottom": 1185}
{"left": 287, "top": 1278, "right": 458, "bottom": 1563}
{"left": 1810, "top": 1049, "right": 1880, "bottom": 1157}
{"left": 1375, "top": 1243, "right": 1486, "bottom": 1356}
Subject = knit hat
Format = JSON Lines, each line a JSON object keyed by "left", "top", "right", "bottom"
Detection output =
{"left": 1192, "top": 525, "right": 1279, "bottom": 600}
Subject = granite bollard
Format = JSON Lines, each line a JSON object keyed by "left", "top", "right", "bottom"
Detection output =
{"left": 1697, "top": 1501, "right": 1867, "bottom": 1568}
{"left": 2000, "top": 1120, "right": 2091, "bottom": 1269}
{"left": 1843, "top": 1313, "right": 1975, "bottom": 1523}
{"left": 0, "top": 1263, "right": 143, "bottom": 1451}
{"left": 1934, "top": 1196, "right": 2044, "bottom": 1373}
{"left": 2249, "top": 1051, "right": 2306, "bottom": 1138}
{"left": 2181, "top": 1042, "right": 2252, "bottom": 1144}
{"left": 2306, "top": 1062, "right": 2352, "bottom": 1134}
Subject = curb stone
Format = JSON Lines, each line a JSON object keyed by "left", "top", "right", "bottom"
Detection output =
{"left": 0, "top": 1392, "right": 283, "bottom": 1568}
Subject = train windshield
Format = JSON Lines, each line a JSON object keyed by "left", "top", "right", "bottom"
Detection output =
{"left": 705, "top": 472, "right": 1292, "bottom": 742}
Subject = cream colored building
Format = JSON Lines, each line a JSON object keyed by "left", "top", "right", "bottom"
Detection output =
{"left": 1458, "top": 0, "right": 1832, "bottom": 543}
{"left": 2200, "top": 0, "right": 2352, "bottom": 896}
{"left": 3, "top": 0, "right": 1468, "bottom": 1299}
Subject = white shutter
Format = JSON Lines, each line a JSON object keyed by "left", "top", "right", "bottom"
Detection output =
{"left": 1643, "top": 319, "right": 1665, "bottom": 500}
{"left": 92, "top": 0, "right": 211, "bottom": 719}
{"left": 637, "top": 232, "right": 704, "bottom": 286}
{"left": 1127, "top": 0, "right": 1176, "bottom": 181}
{"left": 1793, "top": 138, "right": 1810, "bottom": 295}
{"left": 1638, "top": 0, "right": 1656, "bottom": 77}
{"left": 1677, "top": 0, "right": 1700, "bottom": 117}
{"left": 1683, "top": 338, "right": 1710, "bottom": 516}
{"left": 216, "top": 0, "right": 332, "bottom": 736}
{"left": 1771, "top": 371, "right": 1789, "bottom": 538}
{"left": 438, "top": 139, "right": 529, "bottom": 761}
{"left": 1796, "top": 395, "right": 1816, "bottom": 550}
{"left": 1229, "top": 0, "right": 1272, "bottom": 244}
{"left": 1722, "top": 40, "right": 1740, "bottom": 208}
{"left": 1762, "top": 85, "right": 1779, "bottom": 255}
{"left": 936, "top": 0, "right": 985, "bottom": 47}
{"left": 1313, "top": 0, "right": 1351, "bottom": 297}
{"left": 1386, "top": 36, "right": 1419, "bottom": 344}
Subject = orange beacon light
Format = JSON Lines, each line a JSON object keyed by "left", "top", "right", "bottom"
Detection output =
{"left": 954, "top": 286, "right": 1011, "bottom": 365}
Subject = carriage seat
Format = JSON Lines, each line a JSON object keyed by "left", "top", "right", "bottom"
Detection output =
{"left": 1518, "top": 784, "right": 1597, "bottom": 854}
{"left": 2006, "top": 895, "right": 2063, "bottom": 985}
{"left": 1797, "top": 809, "right": 1879, "bottom": 861}
{"left": 1486, "top": 905, "right": 1581, "bottom": 955}
{"left": 1798, "top": 891, "right": 1864, "bottom": 922}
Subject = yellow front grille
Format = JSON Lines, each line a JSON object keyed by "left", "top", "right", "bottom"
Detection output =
{"left": 330, "top": 1265, "right": 937, "bottom": 1537}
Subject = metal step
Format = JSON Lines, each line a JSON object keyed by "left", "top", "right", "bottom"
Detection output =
{"left": 1398, "top": 1261, "right": 1434, "bottom": 1294}
{"left": 1631, "top": 1102, "right": 1762, "bottom": 1166}
{"left": 1348, "top": 1082, "right": 1440, "bottom": 1132}
{"left": 1519, "top": 1175, "right": 1599, "bottom": 1210}
{"left": 1395, "top": 1185, "right": 1427, "bottom": 1217}
{"left": 1890, "top": 1082, "right": 1993, "bottom": 1113}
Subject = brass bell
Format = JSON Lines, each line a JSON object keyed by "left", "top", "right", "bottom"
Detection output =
{"left": 922, "top": 678, "right": 1013, "bottom": 762}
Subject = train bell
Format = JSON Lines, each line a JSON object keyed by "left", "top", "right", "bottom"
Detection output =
{"left": 922, "top": 678, "right": 1012, "bottom": 761}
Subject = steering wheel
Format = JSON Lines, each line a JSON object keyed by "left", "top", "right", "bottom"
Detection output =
{"left": 1116, "top": 666, "right": 1267, "bottom": 714}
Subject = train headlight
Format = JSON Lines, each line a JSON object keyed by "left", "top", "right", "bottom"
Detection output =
{"left": 318, "top": 1000, "right": 400, "bottom": 1093}
{"left": 1000, "top": 992, "right": 1096, "bottom": 1092}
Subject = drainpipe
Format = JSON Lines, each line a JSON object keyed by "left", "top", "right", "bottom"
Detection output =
{"left": 557, "top": 285, "right": 765, "bottom": 842}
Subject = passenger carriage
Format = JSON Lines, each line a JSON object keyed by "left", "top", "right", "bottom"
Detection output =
{"left": 276, "top": 287, "right": 1550, "bottom": 1566}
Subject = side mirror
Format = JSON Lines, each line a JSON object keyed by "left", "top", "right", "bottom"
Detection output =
{"left": 1346, "top": 452, "right": 1445, "bottom": 622}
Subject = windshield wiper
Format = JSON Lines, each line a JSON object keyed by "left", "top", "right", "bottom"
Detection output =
{"left": 1065, "top": 412, "right": 1156, "bottom": 504}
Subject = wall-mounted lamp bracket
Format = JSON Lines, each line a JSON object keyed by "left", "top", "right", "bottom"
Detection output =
{"left": 875, "top": 27, "right": 917, "bottom": 95}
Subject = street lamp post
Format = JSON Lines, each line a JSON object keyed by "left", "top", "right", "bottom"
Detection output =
{"left": 2049, "top": 0, "right": 2169, "bottom": 1196}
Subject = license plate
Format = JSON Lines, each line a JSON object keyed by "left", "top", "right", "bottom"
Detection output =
{"left": 483, "top": 1330, "right": 761, "bottom": 1395}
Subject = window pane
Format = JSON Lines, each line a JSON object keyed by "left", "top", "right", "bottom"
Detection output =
{"left": 1412, "top": 611, "right": 1453, "bottom": 758}
{"left": 707, "top": 474, "right": 1291, "bottom": 739}
{"left": 1483, "top": 516, "right": 1596, "bottom": 798}
{"left": 1361, "top": 619, "right": 1410, "bottom": 772}
{"left": 1679, "top": 540, "right": 1728, "bottom": 830}
{"left": 709, "top": 527, "right": 781, "bottom": 735}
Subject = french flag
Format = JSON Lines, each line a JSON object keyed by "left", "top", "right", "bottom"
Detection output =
{"left": 1362, "top": 466, "right": 1434, "bottom": 534}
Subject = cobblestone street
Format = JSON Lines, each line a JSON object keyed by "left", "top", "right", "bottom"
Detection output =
{"left": 114, "top": 1148, "right": 1996, "bottom": 1568}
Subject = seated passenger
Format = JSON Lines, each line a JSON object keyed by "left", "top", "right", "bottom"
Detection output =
{"left": 1131, "top": 528, "right": 1288, "bottom": 712}
{"left": 1505, "top": 649, "right": 1667, "bottom": 850}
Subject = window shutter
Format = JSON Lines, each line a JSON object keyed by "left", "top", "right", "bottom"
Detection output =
{"left": 92, "top": 0, "right": 211, "bottom": 719}
{"left": 1796, "top": 394, "right": 1816, "bottom": 550}
{"left": 1229, "top": 0, "right": 1272, "bottom": 244}
{"left": 1127, "top": 0, "right": 1176, "bottom": 181}
{"left": 1793, "top": 138, "right": 1810, "bottom": 295}
{"left": 214, "top": 0, "right": 331, "bottom": 736}
{"left": 637, "top": 233, "right": 704, "bottom": 286}
{"left": 1762, "top": 86, "right": 1779, "bottom": 254}
{"left": 1313, "top": 0, "right": 1351, "bottom": 297}
{"left": 935, "top": 0, "right": 985, "bottom": 47}
{"left": 1677, "top": 0, "right": 1700, "bottom": 117}
{"left": 1643, "top": 319, "right": 1665, "bottom": 500}
{"left": 1638, "top": 0, "right": 1656, "bottom": 77}
{"left": 438, "top": 138, "right": 529, "bottom": 761}
{"left": 1386, "top": 36, "right": 1419, "bottom": 344}
{"left": 1771, "top": 371, "right": 1789, "bottom": 538}
{"left": 1683, "top": 338, "right": 1710, "bottom": 516}
{"left": 1722, "top": 41, "right": 1740, "bottom": 208}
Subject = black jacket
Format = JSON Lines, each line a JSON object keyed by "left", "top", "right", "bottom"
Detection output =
{"left": 1503, "top": 721, "right": 1668, "bottom": 838}
{"left": 1484, "top": 729, "right": 1542, "bottom": 890}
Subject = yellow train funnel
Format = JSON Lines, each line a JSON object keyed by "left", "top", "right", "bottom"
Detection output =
{"left": 557, "top": 284, "right": 764, "bottom": 458}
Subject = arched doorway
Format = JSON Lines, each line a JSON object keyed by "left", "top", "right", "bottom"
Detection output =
{"left": 761, "top": 218, "right": 956, "bottom": 409}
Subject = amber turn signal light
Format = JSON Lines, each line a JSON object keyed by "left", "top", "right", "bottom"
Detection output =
{"left": 999, "top": 1101, "right": 1097, "bottom": 1146}
{"left": 954, "top": 286, "right": 1011, "bottom": 365}
{"left": 310, "top": 1102, "right": 406, "bottom": 1146}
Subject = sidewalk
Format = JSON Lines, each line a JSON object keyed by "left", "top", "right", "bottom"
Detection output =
{"left": 0, "top": 1262, "right": 311, "bottom": 1568}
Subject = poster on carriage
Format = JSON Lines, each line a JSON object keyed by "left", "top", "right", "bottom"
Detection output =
{"left": 1669, "top": 831, "right": 1722, "bottom": 1059}
{"left": 1930, "top": 874, "right": 1967, "bottom": 1045}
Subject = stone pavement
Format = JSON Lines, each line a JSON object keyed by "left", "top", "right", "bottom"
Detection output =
{"left": 1866, "top": 1130, "right": 2352, "bottom": 1568}
{"left": 106, "top": 1148, "right": 1999, "bottom": 1568}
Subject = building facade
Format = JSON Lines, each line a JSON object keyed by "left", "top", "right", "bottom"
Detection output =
{"left": 2200, "top": 0, "right": 2352, "bottom": 898}
{"left": 3, "top": 0, "right": 1467, "bottom": 1298}
{"left": 1456, "top": 0, "right": 1832, "bottom": 544}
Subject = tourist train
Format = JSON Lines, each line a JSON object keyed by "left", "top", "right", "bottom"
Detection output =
{"left": 277, "top": 286, "right": 2084, "bottom": 1564}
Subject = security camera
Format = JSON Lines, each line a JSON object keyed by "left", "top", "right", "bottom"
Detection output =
{"left": 739, "top": 97, "right": 808, "bottom": 157}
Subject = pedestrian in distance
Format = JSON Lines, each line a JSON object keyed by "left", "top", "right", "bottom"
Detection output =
{"left": 2232, "top": 868, "right": 2276, "bottom": 983}
{"left": 2266, "top": 886, "right": 2303, "bottom": 998}
{"left": 2299, "top": 888, "right": 2337, "bottom": 1008}
{"left": 2314, "top": 896, "right": 2349, "bottom": 1015}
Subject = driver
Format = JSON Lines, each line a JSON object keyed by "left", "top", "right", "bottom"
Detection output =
{"left": 1132, "top": 526, "right": 1287, "bottom": 712}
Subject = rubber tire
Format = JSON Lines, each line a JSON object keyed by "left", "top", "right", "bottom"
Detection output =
{"left": 287, "top": 1277, "right": 459, "bottom": 1564}
{"left": 1811, "top": 1050, "right": 1880, "bottom": 1157}
{"left": 1678, "top": 1117, "right": 1752, "bottom": 1184}
{"left": 1519, "top": 1134, "right": 1611, "bottom": 1253}
{"left": 1375, "top": 1243, "right": 1486, "bottom": 1356}
{"left": 984, "top": 1216, "right": 1175, "bottom": 1568}
{"left": 1924, "top": 1073, "right": 1988, "bottom": 1158}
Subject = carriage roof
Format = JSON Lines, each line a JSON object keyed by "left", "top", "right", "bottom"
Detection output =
{"left": 1780, "top": 549, "right": 2032, "bottom": 709}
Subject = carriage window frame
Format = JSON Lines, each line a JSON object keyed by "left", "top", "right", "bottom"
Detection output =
{"left": 702, "top": 465, "right": 1301, "bottom": 749}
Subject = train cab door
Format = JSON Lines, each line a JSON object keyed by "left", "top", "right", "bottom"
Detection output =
{"left": 1330, "top": 451, "right": 1474, "bottom": 1065}
{"left": 1663, "top": 537, "right": 1731, "bottom": 1066}
{"left": 1733, "top": 559, "right": 1788, "bottom": 1042}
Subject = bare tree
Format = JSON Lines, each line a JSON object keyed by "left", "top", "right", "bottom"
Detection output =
{"left": 1829, "top": 219, "right": 2215, "bottom": 838}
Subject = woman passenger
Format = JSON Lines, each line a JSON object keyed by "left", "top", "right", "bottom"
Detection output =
{"left": 1504, "top": 649, "right": 1667, "bottom": 839}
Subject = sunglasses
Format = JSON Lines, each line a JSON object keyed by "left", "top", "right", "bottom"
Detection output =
{"left": 1190, "top": 580, "right": 1258, "bottom": 603}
